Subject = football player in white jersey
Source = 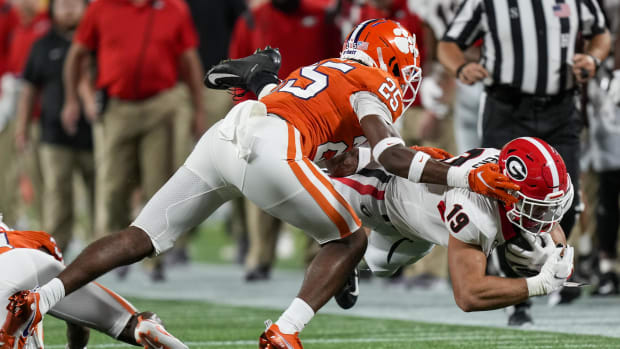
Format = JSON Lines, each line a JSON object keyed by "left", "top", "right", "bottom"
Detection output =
{"left": 0, "top": 218, "right": 186, "bottom": 349}
{"left": 326, "top": 137, "right": 574, "bottom": 312}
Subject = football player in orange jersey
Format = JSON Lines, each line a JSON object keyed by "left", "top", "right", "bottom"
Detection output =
{"left": 1, "top": 20, "right": 520, "bottom": 349}
{"left": 0, "top": 216, "right": 187, "bottom": 349}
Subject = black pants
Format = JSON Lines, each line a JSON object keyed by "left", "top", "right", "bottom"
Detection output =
{"left": 596, "top": 170, "right": 620, "bottom": 259}
{"left": 481, "top": 91, "right": 582, "bottom": 237}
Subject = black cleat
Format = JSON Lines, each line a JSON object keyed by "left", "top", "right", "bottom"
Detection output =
{"left": 592, "top": 272, "right": 619, "bottom": 296}
{"left": 508, "top": 303, "right": 533, "bottom": 326}
{"left": 334, "top": 268, "right": 359, "bottom": 309}
{"left": 204, "top": 46, "right": 281, "bottom": 96}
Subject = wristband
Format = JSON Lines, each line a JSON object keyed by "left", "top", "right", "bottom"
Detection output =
{"left": 587, "top": 54, "right": 601, "bottom": 72}
{"left": 356, "top": 147, "right": 372, "bottom": 173}
{"left": 407, "top": 151, "right": 431, "bottom": 182}
{"left": 526, "top": 275, "right": 546, "bottom": 297}
{"left": 372, "top": 137, "right": 405, "bottom": 162}
{"left": 446, "top": 166, "right": 469, "bottom": 188}
{"left": 456, "top": 62, "right": 471, "bottom": 79}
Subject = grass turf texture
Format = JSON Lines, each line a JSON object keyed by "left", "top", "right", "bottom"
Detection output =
{"left": 42, "top": 298, "right": 620, "bottom": 349}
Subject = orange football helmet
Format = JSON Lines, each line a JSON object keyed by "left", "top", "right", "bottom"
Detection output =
{"left": 341, "top": 19, "right": 422, "bottom": 113}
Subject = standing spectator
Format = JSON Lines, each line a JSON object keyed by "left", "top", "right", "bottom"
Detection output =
{"left": 229, "top": 0, "right": 341, "bottom": 280}
{"left": 587, "top": 0, "right": 620, "bottom": 296}
{"left": 438, "top": 0, "right": 611, "bottom": 325}
{"left": 0, "top": 0, "right": 19, "bottom": 227}
{"left": 415, "top": 0, "right": 481, "bottom": 153}
{"left": 186, "top": 0, "right": 245, "bottom": 127}
{"left": 62, "top": 0, "right": 204, "bottom": 280}
{"left": 0, "top": 0, "right": 50, "bottom": 228}
{"left": 14, "top": 0, "right": 93, "bottom": 252}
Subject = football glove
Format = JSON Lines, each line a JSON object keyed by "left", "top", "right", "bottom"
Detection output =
{"left": 526, "top": 246, "right": 574, "bottom": 296}
{"left": 410, "top": 146, "right": 453, "bottom": 160}
{"left": 467, "top": 163, "right": 520, "bottom": 205}
{"left": 506, "top": 233, "right": 555, "bottom": 276}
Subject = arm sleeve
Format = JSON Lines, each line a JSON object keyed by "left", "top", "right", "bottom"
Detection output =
{"left": 579, "top": 0, "right": 607, "bottom": 38}
{"left": 74, "top": 2, "right": 99, "bottom": 50}
{"left": 442, "top": 0, "right": 485, "bottom": 50}
{"left": 349, "top": 91, "right": 393, "bottom": 124}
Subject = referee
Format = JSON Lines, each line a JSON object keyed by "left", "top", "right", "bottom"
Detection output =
{"left": 437, "top": 0, "right": 610, "bottom": 325}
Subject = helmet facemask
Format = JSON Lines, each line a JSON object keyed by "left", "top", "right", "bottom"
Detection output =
{"left": 400, "top": 64, "right": 422, "bottom": 113}
{"left": 506, "top": 181, "right": 573, "bottom": 235}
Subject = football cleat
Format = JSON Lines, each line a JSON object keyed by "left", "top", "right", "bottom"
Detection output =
{"left": 204, "top": 46, "right": 281, "bottom": 97}
{"left": 259, "top": 320, "right": 303, "bottom": 349}
{"left": 507, "top": 303, "right": 533, "bottom": 327}
{"left": 0, "top": 291, "right": 43, "bottom": 349}
{"left": 134, "top": 315, "right": 188, "bottom": 349}
{"left": 334, "top": 268, "right": 359, "bottom": 309}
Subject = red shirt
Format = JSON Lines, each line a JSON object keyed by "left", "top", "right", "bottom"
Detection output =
{"left": 0, "top": 1, "right": 18, "bottom": 77}
{"left": 6, "top": 12, "right": 50, "bottom": 76}
{"left": 75, "top": 0, "right": 198, "bottom": 100}
{"left": 229, "top": 1, "right": 341, "bottom": 101}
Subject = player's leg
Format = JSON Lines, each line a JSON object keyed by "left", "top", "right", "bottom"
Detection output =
{"left": 232, "top": 118, "right": 366, "bottom": 347}
{"left": 58, "top": 131, "right": 239, "bottom": 293}
{"left": 1, "top": 122, "right": 242, "bottom": 343}
{"left": 365, "top": 230, "right": 435, "bottom": 277}
{"left": 0, "top": 249, "right": 42, "bottom": 349}
{"left": 50, "top": 281, "right": 187, "bottom": 349}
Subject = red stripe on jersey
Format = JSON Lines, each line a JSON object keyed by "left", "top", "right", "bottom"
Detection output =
{"left": 333, "top": 177, "right": 385, "bottom": 200}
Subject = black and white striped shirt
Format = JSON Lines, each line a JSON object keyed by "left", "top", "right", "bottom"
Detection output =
{"left": 443, "top": 0, "right": 607, "bottom": 95}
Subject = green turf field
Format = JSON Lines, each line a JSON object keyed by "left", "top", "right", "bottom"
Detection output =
{"left": 42, "top": 298, "right": 620, "bottom": 349}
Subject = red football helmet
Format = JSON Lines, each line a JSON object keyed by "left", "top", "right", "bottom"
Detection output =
{"left": 340, "top": 19, "right": 422, "bottom": 113}
{"left": 498, "top": 137, "right": 573, "bottom": 235}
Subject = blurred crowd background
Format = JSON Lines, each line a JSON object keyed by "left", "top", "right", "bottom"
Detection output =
{"left": 0, "top": 0, "right": 619, "bottom": 303}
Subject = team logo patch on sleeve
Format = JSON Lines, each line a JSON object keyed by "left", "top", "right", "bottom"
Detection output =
{"left": 506, "top": 156, "right": 527, "bottom": 181}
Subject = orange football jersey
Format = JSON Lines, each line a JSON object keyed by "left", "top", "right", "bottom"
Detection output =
{"left": 262, "top": 58, "right": 404, "bottom": 161}
{"left": 0, "top": 229, "right": 63, "bottom": 262}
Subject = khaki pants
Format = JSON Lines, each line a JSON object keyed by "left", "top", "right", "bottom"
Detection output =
{"left": 204, "top": 88, "right": 233, "bottom": 129}
{"left": 94, "top": 88, "right": 176, "bottom": 237}
{"left": 0, "top": 118, "right": 18, "bottom": 226}
{"left": 39, "top": 144, "right": 94, "bottom": 251}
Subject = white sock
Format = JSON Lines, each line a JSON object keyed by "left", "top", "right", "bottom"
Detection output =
{"left": 38, "top": 278, "right": 66, "bottom": 314}
{"left": 275, "top": 298, "right": 315, "bottom": 334}
{"left": 600, "top": 258, "right": 614, "bottom": 274}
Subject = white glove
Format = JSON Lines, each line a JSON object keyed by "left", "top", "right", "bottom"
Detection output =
{"left": 608, "top": 69, "right": 620, "bottom": 105}
{"left": 526, "top": 246, "right": 574, "bottom": 297}
{"left": 506, "top": 233, "right": 555, "bottom": 274}
{"left": 419, "top": 76, "right": 449, "bottom": 117}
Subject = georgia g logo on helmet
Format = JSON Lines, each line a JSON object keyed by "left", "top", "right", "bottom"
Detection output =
{"left": 505, "top": 156, "right": 528, "bottom": 181}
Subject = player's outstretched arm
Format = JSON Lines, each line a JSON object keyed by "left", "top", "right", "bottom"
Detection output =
{"left": 448, "top": 235, "right": 529, "bottom": 311}
{"left": 448, "top": 235, "right": 574, "bottom": 312}
{"left": 359, "top": 114, "right": 520, "bottom": 204}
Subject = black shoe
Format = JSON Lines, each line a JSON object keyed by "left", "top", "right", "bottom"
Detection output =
{"left": 508, "top": 303, "right": 533, "bottom": 326}
{"left": 151, "top": 261, "right": 166, "bottom": 282}
{"left": 334, "top": 268, "right": 359, "bottom": 309}
{"left": 592, "top": 272, "right": 619, "bottom": 296}
{"left": 204, "top": 46, "right": 281, "bottom": 96}
{"left": 558, "top": 284, "right": 582, "bottom": 304}
{"left": 245, "top": 265, "right": 271, "bottom": 282}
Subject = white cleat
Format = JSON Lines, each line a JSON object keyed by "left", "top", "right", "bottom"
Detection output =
{"left": 134, "top": 317, "right": 188, "bottom": 349}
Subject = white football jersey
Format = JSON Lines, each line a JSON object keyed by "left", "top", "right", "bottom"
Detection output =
{"left": 334, "top": 148, "right": 516, "bottom": 258}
